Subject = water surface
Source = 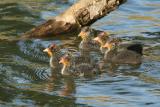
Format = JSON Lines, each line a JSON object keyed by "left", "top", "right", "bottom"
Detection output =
{"left": 0, "top": 0, "right": 160, "bottom": 107}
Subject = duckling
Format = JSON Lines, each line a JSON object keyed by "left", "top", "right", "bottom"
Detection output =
{"left": 43, "top": 43, "right": 63, "bottom": 69}
{"left": 93, "top": 32, "right": 111, "bottom": 53}
{"left": 59, "top": 54, "right": 99, "bottom": 76}
{"left": 103, "top": 39, "right": 143, "bottom": 65}
{"left": 43, "top": 43, "right": 95, "bottom": 70}
{"left": 71, "top": 51, "right": 94, "bottom": 66}
{"left": 78, "top": 26, "right": 100, "bottom": 51}
{"left": 59, "top": 55, "right": 72, "bottom": 75}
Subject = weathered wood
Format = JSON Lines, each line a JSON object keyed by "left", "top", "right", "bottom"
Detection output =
{"left": 22, "top": 0, "right": 126, "bottom": 38}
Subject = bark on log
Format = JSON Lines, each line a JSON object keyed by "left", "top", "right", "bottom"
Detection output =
{"left": 22, "top": 0, "right": 126, "bottom": 38}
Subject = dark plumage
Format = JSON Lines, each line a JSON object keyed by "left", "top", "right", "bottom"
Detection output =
{"left": 78, "top": 26, "right": 100, "bottom": 51}
{"left": 103, "top": 40, "right": 143, "bottom": 65}
{"left": 59, "top": 54, "right": 99, "bottom": 76}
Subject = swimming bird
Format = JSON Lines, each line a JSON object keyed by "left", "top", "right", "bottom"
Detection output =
{"left": 59, "top": 54, "right": 99, "bottom": 76}
{"left": 78, "top": 26, "right": 100, "bottom": 51}
{"left": 102, "top": 39, "right": 143, "bottom": 65}
{"left": 93, "top": 32, "right": 111, "bottom": 53}
{"left": 43, "top": 43, "right": 63, "bottom": 69}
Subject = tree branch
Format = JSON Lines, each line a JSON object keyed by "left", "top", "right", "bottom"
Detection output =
{"left": 22, "top": 0, "right": 126, "bottom": 38}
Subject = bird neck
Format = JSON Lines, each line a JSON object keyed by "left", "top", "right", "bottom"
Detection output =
{"left": 51, "top": 50, "right": 63, "bottom": 62}
{"left": 61, "top": 64, "right": 71, "bottom": 75}
{"left": 104, "top": 47, "right": 117, "bottom": 59}
{"left": 100, "top": 46, "right": 106, "bottom": 54}
{"left": 82, "top": 36, "right": 92, "bottom": 41}
{"left": 104, "top": 49, "right": 110, "bottom": 58}
{"left": 99, "top": 39, "right": 106, "bottom": 46}
{"left": 79, "top": 37, "right": 92, "bottom": 49}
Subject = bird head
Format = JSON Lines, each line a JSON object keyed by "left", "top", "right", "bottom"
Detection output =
{"left": 59, "top": 55, "right": 71, "bottom": 66}
{"left": 93, "top": 31, "right": 109, "bottom": 46}
{"left": 102, "top": 38, "right": 121, "bottom": 50}
{"left": 102, "top": 42, "right": 113, "bottom": 51}
{"left": 43, "top": 43, "right": 58, "bottom": 57}
{"left": 78, "top": 26, "right": 91, "bottom": 40}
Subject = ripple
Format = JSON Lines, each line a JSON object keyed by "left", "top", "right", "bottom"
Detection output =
{"left": 0, "top": 0, "right": 160, "bottom": 106}
{"left": 17, "top": 40, "right": 51, "bottom": 62}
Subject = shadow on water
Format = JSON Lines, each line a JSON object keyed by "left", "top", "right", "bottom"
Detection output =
{"left": 0, "top": 85, "right": 87, "bottom": 107}
{"left": 0, "top": 0, "right": 160, "bottom": 106}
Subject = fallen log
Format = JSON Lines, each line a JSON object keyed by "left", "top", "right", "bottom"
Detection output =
{"left": 22, "top": 0, "right": 126, "bottom": 38}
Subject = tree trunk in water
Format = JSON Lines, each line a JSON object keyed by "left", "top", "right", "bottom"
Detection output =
{"left": 22, "top": 0, "right": 126, "bottom": 38}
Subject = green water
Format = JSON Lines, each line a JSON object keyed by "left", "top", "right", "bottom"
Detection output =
{"left": 0, "top": 0, "right": 160, "bottom": 107}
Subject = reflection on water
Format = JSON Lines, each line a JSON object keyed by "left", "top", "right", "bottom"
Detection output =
{"left": 0, "top": 0, "right": 160, "bottom": 106}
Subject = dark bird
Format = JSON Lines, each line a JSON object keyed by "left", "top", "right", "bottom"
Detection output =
{"left": 102, "top": 39, "right": 143, "bottom": 65}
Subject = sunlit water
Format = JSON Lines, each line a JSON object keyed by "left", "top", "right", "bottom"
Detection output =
{"left": 0, "top": 0, "right": 160, "bottom": 107}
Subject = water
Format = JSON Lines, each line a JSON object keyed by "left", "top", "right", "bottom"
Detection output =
{"left": 0, "top": 0, "right": 160, "bottom": 106}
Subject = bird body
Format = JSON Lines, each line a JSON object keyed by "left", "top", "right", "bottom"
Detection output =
{"left": 59, "top": 54, "right": 99, "bottom": 76}
{"left": 104, "top": 49, "right": 142, "bottom": 65}
{"left": 78, "top": 26, "right": 101, "bottom": 51}
{"left": 103, "top": 41, "right": 143, "bottom": 65}
{"left": 79, "top": 39, "right": 100, "bottom": 51}
{"left": 43, "top": 27, "right": 143, "bottom": 77}
{"left": 49, "top": 52, "right": 62, "bottom": 69}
